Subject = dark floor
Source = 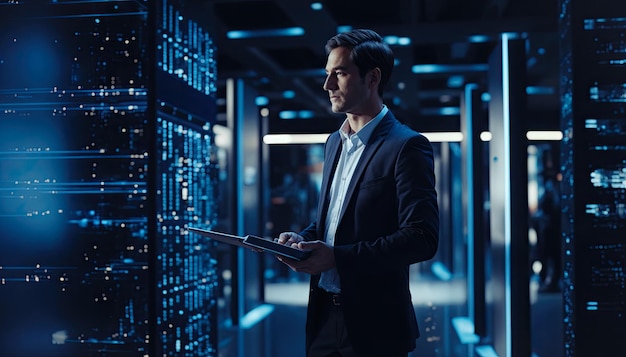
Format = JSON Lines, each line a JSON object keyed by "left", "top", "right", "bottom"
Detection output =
{"left": 261, "top": 278, "right": 562, "bottom": 357}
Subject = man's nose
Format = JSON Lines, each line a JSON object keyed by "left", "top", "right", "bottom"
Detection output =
{"left": 323, "top": 75, "right": 335, "bottom": 90}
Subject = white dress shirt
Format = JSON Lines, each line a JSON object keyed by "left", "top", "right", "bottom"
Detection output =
{"left": 318, "top": 105, "right": 388, "bottom": 293}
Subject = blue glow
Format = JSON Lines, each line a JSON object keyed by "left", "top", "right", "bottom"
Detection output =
{"left": 475, "top": 345, "right": 499, "bottom": 357}
{"left": 501, "top": 33, "right": 513, "bottom": 357}
{"left": 440, "top": 107, "right": 460, "bottom": 115}
{"left": 412, "top": 64, "right": 488, "bottom": 74}
{"left": 481, "top": 92, "right": 491, "bottom": 102}
{"left": 384, "top": 36, "right": 399, "bottom": 45}
{"left": 464, "top": 83, "right": 478, "bottom": 323}
{"left": 255, "top": 96, "right": 269, "bottom": 106}
{"left": 240, "top": 304, "right": 275, "bottom": 329}
{"left": 452, "top": 317, "right": 480, "bottom": 344}
{"left": 227, "top": 27, "right": 305, "bottom": 39}
{"left": 279, "top": 111, "right": 297, "bottom": 119}
{"left": 282, "top": 90, "right": 295, "bottom": 99}
{"left": 398, "top": 37, "right": 411, "bottom": 46}
{"left": 337, "top": 25, "right": 353, "bottom": 34}
{"left": 384, "top": 36, "right": 411, "bottom": 46}
{"left": 310, "top": 2, "right": 323, "bottom": 10}
{"left": 447, "top": 75, "right": 465, "bottom": 88}
{"left": 526, "top": 86, "right": 555, "bottom": 95}
{"left": 468, "top": 34, "right": 490, "bottom": 43}
{"left": 431, "top": 261, "right": 452, "bottom": 281}
{"left": 298, "top": 110, "right": 314, "bottom": 119}
{"left": 278, "top": 110, "right": 314, "bottom": 119}
{"left": 585, "top": 300, "right": 600, "bottom": 311}
{"left": 420, "top": 107, "right": 461, "bottom": 116}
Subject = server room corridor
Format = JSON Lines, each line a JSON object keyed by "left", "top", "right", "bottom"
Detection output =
{"left": 0, "top": 1, "right": 618, "bottom": 356}
{"left": 261, "top": 272, "right": 563, "bottom": 357}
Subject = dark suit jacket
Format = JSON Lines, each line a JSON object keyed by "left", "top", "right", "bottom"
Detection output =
{"left": 300, "top": 111, "right": 439, "bottom": 356}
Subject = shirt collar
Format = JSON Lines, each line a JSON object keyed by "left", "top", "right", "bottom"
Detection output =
{"left": 338, "top": 105, "right": 388, "bottom": 144}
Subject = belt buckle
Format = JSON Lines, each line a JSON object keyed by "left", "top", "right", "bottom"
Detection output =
{"left": 331, "top": 294, "right": 341, "bottom": 306}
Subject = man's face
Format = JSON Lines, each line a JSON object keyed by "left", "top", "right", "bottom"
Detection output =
{"left": 323, "top": 47, "right": 372, "bottom": 114}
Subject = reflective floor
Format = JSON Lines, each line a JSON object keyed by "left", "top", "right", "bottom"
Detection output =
{"left": 263, "top": 276, "right": 562, "bottom": 357}
{"left": 266, "top": 278, "right": 467, "bottom": 357}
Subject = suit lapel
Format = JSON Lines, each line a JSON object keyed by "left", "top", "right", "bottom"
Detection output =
{"left": 337, "top": 113, "right": 395, "bottom": 221}
{"left": 318, "top": 133, "right": 342, "bottom": 235}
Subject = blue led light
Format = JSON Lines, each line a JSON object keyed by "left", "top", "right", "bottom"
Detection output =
{"left": 468, "top": 34, "right": 491, "bottom": 43}
{"left": 240, "top": 304, "right": 275, "bottom": 329}
{"left": 298, "top": 110, "right": 314, "bottom": 119}
{"left": 398, "top": 37, "right": 411, "bottom": 46}
{"left": 384, "top": 36, "right": 399, "bottom": 45}
{"left": 310, "top": 2, "right": 323, "bottom": 10}
{"left": 412, "top": 64, "right": 489, "bottom": 74}
{"left": 255, "top": 96, "right": 269, "bottom": 106}
{"left": 447, "top": 75, "right": 464, "bottom": 88}
{"left": 526, "top": 86, "right": 555, "bottom": 95}
{"left": 227, "top": 27, "right": 305, "bottom": 39}
{"left": 279, "top": 110, "right": 297, "bottom": 119}
{"left": 337, "top": 25, "right": 352, "bottom": 33}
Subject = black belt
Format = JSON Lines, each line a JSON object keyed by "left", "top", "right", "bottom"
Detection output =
{"left": 322, "top": 291, "right": 341, "bottom": 306}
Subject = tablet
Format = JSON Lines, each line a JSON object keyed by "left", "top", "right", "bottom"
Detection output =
{"left": 187, "top": 227, "right": 311, "bottom": 261}
{"left": 243, "top": 235, "right": 311, "bottom": 261}
{"left": 187, "top": 227, "right": 250, "bottom": 248}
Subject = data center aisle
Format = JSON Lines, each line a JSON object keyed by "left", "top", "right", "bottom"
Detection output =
{"left": 265, "top": 278, "right": 563, "bottom": 357}
{"left": 265, "top": 278, "right": 469, "bottom": 357}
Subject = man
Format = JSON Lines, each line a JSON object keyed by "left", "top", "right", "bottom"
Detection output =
{"left": 276, "top": 29, "right": 439, "bottom": 357}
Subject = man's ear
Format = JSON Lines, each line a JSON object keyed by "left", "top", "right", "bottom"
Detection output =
{"left": 369, "top": 67, "right": 381, "bottom": 88}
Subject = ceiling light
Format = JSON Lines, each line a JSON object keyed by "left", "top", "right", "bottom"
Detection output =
{"left": 337, "top": 25, "right": 352, "bottom": 33}
{"left": 263, "top": 134, "right": 330, "bottom": 145}
{"left": 227, "top": 27, "right": 305, "bottom": 39}
{"left": 278, "top": 110, "right": 314, "bottom": 120}
{"left": 526, "top": 86, "right": 555, "bottom": 95}
{"left": 468, "top": 35, "right": 490, "bottom": 43}
{"left": 421, "top": 107, "right": 460, "bottom": 116}
{"left": 384, "top": 36, "right": 411, "bottom": 46}
{"left": 412, "top": 64, "right": 488, "bottom": 74}
{"left": 447, "top": 75, "right": 464, "bottom": 88}
{"left": 310, "top": 2, "right": 323, "bottom": 10}
{"left": 526, "top": 131, "right": 563, "bottom": 141}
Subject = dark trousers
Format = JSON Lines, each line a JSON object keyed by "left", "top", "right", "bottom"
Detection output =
{"left": 307, "top": 294, "right": 408, "bottom": 357}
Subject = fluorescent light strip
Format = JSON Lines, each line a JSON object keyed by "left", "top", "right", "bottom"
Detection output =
{"left": 526, "top": 130, "right": 563, "bottom": 141}
{"left": 263, "top": 134, "right": 330, "bottom": 144}
{"left": 422, "top": 132, "right": 464, "bottom": 142}
{"left": 263, "top": 131, "right": 561, "bottom": 145}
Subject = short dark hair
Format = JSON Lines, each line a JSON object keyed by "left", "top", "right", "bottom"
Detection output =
{"left": 325, "top": 29, "right": 394, "bottom": 97}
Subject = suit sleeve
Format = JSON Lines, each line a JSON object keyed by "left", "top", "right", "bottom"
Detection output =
{"left": 334, "top": 133, "right": 439, "bottom": 273}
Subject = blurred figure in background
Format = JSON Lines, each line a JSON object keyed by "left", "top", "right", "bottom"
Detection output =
{"left": 534, "top": 176, "right": 561, "bottom": 292}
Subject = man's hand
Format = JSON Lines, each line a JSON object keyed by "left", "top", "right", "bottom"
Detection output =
{"left": 275, "top": 233, "right": 336, "bottom": 275}
{"left": 276, "top": 231, "right": 304, "bottom": 247}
